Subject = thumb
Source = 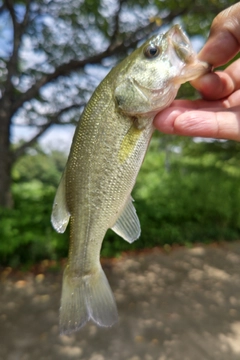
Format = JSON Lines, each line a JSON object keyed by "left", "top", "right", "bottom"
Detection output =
{"left": 197, "top": 3, "right": 240, "bottom": 67}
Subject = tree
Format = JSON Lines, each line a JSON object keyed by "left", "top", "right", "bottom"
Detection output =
{"left": 0, "top": 0, "right": 235, "bottom": 207}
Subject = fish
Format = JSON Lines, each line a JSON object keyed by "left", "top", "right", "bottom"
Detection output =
{"left": 51, "top": 25, "right": 210, "bottom": 334}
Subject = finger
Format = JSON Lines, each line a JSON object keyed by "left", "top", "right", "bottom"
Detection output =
{"left": 162, "top": 88, "right": 240, "bottom": 111}
{"left": 191, "top": 71, "right": 234, "bottom": 100}
{"left": 163, "top": 98, "right": 227, "bottom": 110}
{"left": 192, "top": 59, "right": 240, "bottom": 100}
{"left": 154, "top": 106, "right": 240, "bottom": 141}
{"left": 154, "top": 107, "right": 187, "bottom": 134}
{"left": 197, "top": 3, "right": 240, "bottom": 67}
{"left": 173, "top": 108, "right": 240, "bottom": 141}
{"left": 226, "top": 89, "right": 240, "bottom": 108}
{"left": 224, "top": 58, "right": 240, "bottom": 93}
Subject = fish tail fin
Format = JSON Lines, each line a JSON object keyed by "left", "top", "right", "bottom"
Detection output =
{"left": 59, "top": 265, "right": 118, "bottom": 334}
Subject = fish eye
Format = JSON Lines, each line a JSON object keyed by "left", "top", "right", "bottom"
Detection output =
{"left": 144, "top": 45, "right": 161, "bottom": 59}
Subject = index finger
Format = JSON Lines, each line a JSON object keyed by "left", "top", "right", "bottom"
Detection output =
{"left": 197, "top": 3, "right": 240, "bottom": 67}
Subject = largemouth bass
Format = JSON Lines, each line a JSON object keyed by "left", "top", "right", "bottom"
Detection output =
{"left": 51, "top": 25, "right": 210, "bottom": 334}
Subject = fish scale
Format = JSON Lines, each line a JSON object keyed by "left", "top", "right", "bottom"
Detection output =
{"left": 51, "top": 25, "right": 210, "bottom": 334}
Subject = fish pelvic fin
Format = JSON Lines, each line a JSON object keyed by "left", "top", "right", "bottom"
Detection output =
{"left": 111, "top": 196, "right": 141, "bottom": 243}
{"left": 51, "top": 170, "right": 70, "bottom": 233}
{"left": 59, "top": 264, "right": 118, "bottom": 334}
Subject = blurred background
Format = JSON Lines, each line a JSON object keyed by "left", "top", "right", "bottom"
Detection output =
{"left": 0, "top": 0, "right": 240, "bottom": 266}
{"left": 0, "top": 0, "right": 240, "bottom": 359}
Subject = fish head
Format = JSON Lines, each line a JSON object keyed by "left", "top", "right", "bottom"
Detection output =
{"left": 114, "top": 25, "right": 211, "bottom": 116}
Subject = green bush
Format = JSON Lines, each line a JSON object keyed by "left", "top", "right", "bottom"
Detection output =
{"left": 101, "top": 145, "right": 240, "bottom": 256}
{"left": 0, "top": 180, "right": 69, "bottom": 267}
{"left": 1, "top": 141, "right": 240, "bottom": 266}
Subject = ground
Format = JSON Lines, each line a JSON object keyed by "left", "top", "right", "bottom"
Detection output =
{"left": 1, "top": 242, "right": 240, "bottom": 360}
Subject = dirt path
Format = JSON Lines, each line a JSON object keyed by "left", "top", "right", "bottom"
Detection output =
{"left": 1, "top": 242, "right": 240, "bottom": 360}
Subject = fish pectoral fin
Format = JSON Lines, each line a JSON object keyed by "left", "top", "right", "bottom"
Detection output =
{"left": 111, "top": 196, "right": 141, "bottom": 243}
{"left": 51, "top": 170, "right": 70, "bottom": 233}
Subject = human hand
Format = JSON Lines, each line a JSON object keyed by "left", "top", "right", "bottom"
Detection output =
{"left": 154, "top": 3, "right": 240, "bottom": 141}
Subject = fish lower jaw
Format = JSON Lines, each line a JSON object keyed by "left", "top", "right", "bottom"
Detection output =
{"left": 175, "top": 62, "right": 211, "bottom": 84}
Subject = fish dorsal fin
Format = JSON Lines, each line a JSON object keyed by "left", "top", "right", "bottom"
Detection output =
{"left": 51, "top": 171, "right": 70, "bottom": 233}
{"left": 111, "top": 196, "right": 141, "bottom": 243}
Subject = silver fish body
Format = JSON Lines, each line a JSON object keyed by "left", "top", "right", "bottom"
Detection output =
{"left": 51, "top": 25, "right": 210, "bottom": 334}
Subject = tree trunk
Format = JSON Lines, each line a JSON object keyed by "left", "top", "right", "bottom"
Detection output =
{"left": 0, "top": 106, "right": 13, "bottom": 208}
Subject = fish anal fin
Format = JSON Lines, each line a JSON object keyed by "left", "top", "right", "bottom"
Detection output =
{"left": 51, "top": 171, "right": 70, "bottom": 233}
{"left": 111, "top": 196, "right": 141, "bottom": 243}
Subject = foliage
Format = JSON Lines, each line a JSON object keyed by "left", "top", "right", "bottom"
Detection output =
{"left": 101, "top": 137, "right": 240, "bottom": 256}
{"left": 0, "top": 181, "right": 68, "bottom": 267}
{"left": 1, "top": 141, "right": 240, "bottom": 266}
{"left": 12, "top": 145, "right": 66, "bottom": 186}
{"left": 0, "top": 148, "right": 69, "bottom": 267}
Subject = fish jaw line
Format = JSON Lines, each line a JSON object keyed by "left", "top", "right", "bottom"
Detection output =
{"left": 133, "top": 77, "right": 167, "bottom": 98}
{"left": 166, "top": 26, "right": 211, "bottom": 85}
{"left": 131, "top": 78, "right": 179, "bottom": 116}
{"left": 174, "top": 61, "right": 211, "bottom": 85}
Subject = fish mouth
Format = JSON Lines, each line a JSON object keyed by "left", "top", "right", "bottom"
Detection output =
{"left": 166, "top": 24, "right": 212, "bottom": 84}
{"left": 175, "top": 61, "right": 212, "bottom": 84}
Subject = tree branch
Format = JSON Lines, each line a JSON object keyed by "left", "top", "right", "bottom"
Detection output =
{"left": 22, "top": 0, "right": 31, "bottom": 29}
{"left": 4, "top": 0, "right": 16, "bottom": 25}
{"left": 12, "top": 20, "right": 162, "bottom": 111}
{"left": 109, "top": 0, "right": 126, "bottom": 44}
{"left": 13, "top": 104, "right": 82, "bottom": 160}
{"left": 0, "top": 3, "right": 6, "bottom": 16}
{"left": 12, "top": 41, "right": 137, "bottom": 112}
{"left": 12, "top": 7, "right": 189, "bottom": 113}
{"left": 2, "top": 0, "right": 31, "bottom": 97}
